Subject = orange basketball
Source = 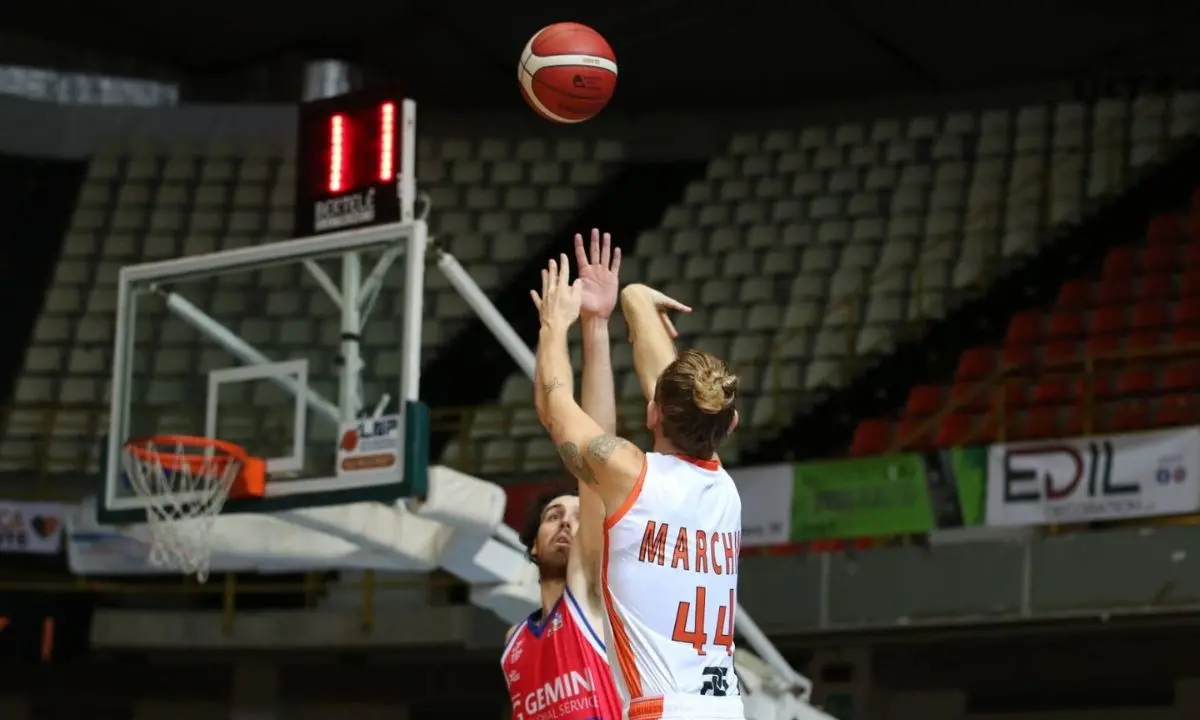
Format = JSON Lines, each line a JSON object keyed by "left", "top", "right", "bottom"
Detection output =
{"left": 518, "top": 23, "right": 618, "bottom": 124}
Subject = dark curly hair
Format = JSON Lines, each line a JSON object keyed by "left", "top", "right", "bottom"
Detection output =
{"left": 519, "top": 485, "right": 577, "bottom": 562}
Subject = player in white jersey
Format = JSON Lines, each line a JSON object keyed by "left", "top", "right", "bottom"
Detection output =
{"left": 532, "top": 255, "right": 744, "bottom": 720}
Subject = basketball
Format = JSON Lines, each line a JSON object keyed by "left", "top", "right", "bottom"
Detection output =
{"left": 518, "top": 23, "right": 618, "bottom": 124}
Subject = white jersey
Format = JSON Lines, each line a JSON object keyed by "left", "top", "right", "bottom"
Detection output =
{"left": 601, "top": 452, "right": 745, "bottom": 720}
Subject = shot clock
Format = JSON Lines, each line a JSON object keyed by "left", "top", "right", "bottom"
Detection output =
{"left": 294, "top": 92, "right": 416, "bottom": 237}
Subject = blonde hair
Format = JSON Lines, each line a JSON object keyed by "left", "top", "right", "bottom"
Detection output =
{"left": 655, "top": 349, "right": 738, "bottom": 458}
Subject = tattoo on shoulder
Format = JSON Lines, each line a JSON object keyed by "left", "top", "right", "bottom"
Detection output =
{"left": 541, "top": 378, "right": 565, "bottom": 395}
{"left": 587, "top": 434, "right": 628, "bottom": 464}
{"left": 557, "top": 441, "right": 597, "bottom": 484}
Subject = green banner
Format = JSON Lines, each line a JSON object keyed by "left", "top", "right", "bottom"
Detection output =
{"left": 790, "top": 448, "right": 986, "bottom": 540}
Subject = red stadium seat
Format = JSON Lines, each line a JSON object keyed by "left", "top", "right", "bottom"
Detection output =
{"left": 1105, "top": 401, "right": 1150, "bottom": 432}
{"left": 1156, "top": 395, "right": 1198, "bottom": 427}
{"left": 1096, "top": 277, "right": 1133, "bottom": 305}
{"left": 1042, "top": 339, "right": 1079, "bottom": 364}
{"left": 1030, "top": 378, "right": 1070, "bottom": 405}
{"left": 1061, "top": 405, "right": 1084, "bottom": 437}
{"left": 1088, "top": 307, "right": 1126, "bottom": 335}
{"left": 1146, "top": 214, "right": 1183, "bottom": 246}
{"left": 1184, "top": 244, "right": 1200, "bottom": 267}
{"left": 1017, "top": 408, "right": 1060, "bottom": 440}
{"left": 1170, "top": 326, "right": 1200, "bottom": 347}
{"left": 1189, "top": 188, "right": 1200, "bottom": 238}
{"left": 850, "top": 419, "right": 891, "bottom": 456}
{"left": 1086, "top": 372, "right": 1116, "bottom": 400}
{"left": 1142, "top": 244, "right": 1177, "bottom": 273}
{"left": 1137, "top": 273, "right": 1173, "bottom": 300}
{"left": 1101, "top": 246, "right": 1136, "bottom": 277}
{"left": 1055, "top": 279, "right": 1092, "bottom": 309}
{"left": 904, "top": 385, "right": 944, "bottom": 416}
{"left": 892, "top": 418, "right": 932, "bottom": 451}
{"left": 1000, "top": 344, "right": 1034, "bottom": 368}
{"left": 1182, "top": 267, "right": 1200, "bottom": 296}
{"left": 1127, "top": 331, "right": 1161, "bottom": 352}
{"left": 1174, "top": 298, "right": 1200, "bottom": 326}
{"left": 1162, "top": 364, "right": 1200, "bottom": 391}
{"left": 955, "top": 346, "right": 995, "bottom": 380}
{"left": 1047, "top": 311, "right": 1084, "bottom": 337}
{"left": 1085, "top": 333, "right": 1121, "bottom": 357}
{"left": 1114, "top": 368, "right": 1157, "bottom": 396}
{"left": 1131, "top": 303, "right": 1170, "bottom": 330}
{"left": 1005, "top": 312, "right": 1044, "bottom": 344}
{"left": 935, "top": 414, "right": 975, "bottom": 447}
{"left": 948, "top": 382, "right": 989, "bottom": 412}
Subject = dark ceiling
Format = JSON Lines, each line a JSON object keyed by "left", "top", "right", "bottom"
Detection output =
{"left": 3, "top": 0, "right": 1200, "bottom": 109}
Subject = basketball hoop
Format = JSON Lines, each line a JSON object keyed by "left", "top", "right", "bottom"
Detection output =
{"left": 121, "top": 435, "right": 265, "bottom": 582}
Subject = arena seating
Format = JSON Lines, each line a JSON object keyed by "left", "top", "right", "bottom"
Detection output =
{"left": 4, "top": 136, "right": 623, "bottom": 473}
{"left": 851, "top": 186, "right": 1200, "bottom": 455}
{"left": 464, "top": 93, "right": 1200, "bottom": 475}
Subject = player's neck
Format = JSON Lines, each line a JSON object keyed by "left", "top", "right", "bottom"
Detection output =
{"left": 653, "top": 439, "right": 715, "bottom": 462}
{"left": 539, "top": 578, "right": 566, "bottom": 619}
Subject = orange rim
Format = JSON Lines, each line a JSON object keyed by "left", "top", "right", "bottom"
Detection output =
{"left": 123, "top": 434, "right": 248, "bottom": 474}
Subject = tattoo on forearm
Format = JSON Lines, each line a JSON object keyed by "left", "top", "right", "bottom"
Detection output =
{"left": 587, "top": 434, "right": 623, "bottom": 464}
{"left": 541, "top": 378, "right": 565, "bottom": 395}
{"left": 557, "top": 441, "right": 597, "bottom": 484}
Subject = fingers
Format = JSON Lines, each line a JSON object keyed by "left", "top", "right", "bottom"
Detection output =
{"left": 573, "top": 233, "right": 588, "bottom": 269}
{"left": 599, "top": 231, "right": 611, "bottom": 268}
{"left": 657, "top": 292, "right": 692, "bottom": 313}
{"left": 660, "top": 311, "right": 679, "bottom": 339}
{"left": 590, "top": 228, "right": 601, "bottom": 266}
{"left": 530, "top": 290, "right": 542, "bottom": 310}
{"left": 541, "top": 268, "right": 550, "bottom": 301}
{"left": 560, "top": 253, "right": 571, "bottom": 287}
{"left": 610, "top": 245, "right": 622, "bottom": 275}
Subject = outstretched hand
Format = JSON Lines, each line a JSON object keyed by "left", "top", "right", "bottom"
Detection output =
{"left": 575, "top": 228, "right": 622, "bottom": 320}
{"left": 530, "top": 253, "right": 583, "bottom": 331}
{"left": 622, "top": 284, "right": 692, "bottom": 339}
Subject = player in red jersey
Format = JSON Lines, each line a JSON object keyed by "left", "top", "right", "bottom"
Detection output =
{"left": 501, "top": 230, "right": 624, "bottom": 720}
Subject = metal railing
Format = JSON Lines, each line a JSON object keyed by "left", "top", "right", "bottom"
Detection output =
{"left": 0, "top": 572, "right": 463, "bottom": 636}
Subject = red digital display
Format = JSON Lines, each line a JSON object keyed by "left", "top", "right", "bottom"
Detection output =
{"left": 378, "top": 102, "right": 395, "bottom": 182}
{"left": 296, "top": 92, "right": 403, "bottom": 235}
{"left": 328, "top": 113, "right": 347, "bottom": 193}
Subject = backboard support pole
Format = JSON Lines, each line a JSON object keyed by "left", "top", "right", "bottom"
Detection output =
{"left": 338, "top": 251, "right": 364, "bottom": 421}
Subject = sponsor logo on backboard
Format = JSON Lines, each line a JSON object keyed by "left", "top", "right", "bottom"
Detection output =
{"left": 336, "top": 414, "right": 402, "bottom": 477}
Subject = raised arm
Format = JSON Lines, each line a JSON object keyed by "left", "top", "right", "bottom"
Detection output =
{"left": 619, "top": 283, "right": 692, "bottom": 401}
{"left": 573, "top": 230, "right": 621, "bottom": 594}
{"left": 532, "top": 254, "right": 643, "bottom": 515}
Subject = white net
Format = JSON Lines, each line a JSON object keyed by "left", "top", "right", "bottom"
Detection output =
{"left": 120, "top": 439, "right": 243, "bottom": 582}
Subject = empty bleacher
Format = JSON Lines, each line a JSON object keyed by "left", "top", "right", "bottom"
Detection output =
{"left": 460, "top": 93, "right": 1200, "bottom": 475}
{"left": 852, "top": 186, "right": 1200, "bottom": 454}
{"left": 4, "top": 135, "right": 624, "bottom": 473}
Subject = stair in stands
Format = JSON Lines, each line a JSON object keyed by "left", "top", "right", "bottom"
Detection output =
{"left": 751, "top": 136, "right": 1200, "bottom": 463}
{"left": 0, "top": 155, "right": 87, "bottom": 408}
{"left": 422, "top": 160, "right": 708, "bottom": 462}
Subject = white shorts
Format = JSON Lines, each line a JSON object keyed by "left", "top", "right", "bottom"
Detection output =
{"left": 628, "top": 693, "right": 744, "bottom": 720}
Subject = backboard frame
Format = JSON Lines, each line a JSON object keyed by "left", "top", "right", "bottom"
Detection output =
{"left": 99, "top": 98, "right": 428, "bottom": 525}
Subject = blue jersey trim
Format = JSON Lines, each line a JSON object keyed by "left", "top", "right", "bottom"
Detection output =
{"left": 564, "top": 586, "right": 606, "bottom": 652}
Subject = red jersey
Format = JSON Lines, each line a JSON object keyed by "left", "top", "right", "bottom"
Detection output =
{"left": 502, "top": 587, "right": 623, "bottom": 720}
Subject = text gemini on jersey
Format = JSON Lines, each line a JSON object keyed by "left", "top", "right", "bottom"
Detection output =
{"left": 637, "top": 522, "right": 742, "bottom": 575}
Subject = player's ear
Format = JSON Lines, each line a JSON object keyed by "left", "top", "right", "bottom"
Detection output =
{"left": 646, "top": 400, "right": 661, "bottom": 430}
{"left": 729, "top": 410, "right": 739, "bottom": 433}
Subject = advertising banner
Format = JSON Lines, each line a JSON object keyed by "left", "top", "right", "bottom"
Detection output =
{"left": 985, "top": 427, "right": 1200, "bottom": 526}
{"left": 0, "top": 501, "right": 71, "bottom": 554}
{"left": 790, "top": 448, "right": 987, "bottom": 540}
